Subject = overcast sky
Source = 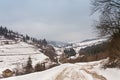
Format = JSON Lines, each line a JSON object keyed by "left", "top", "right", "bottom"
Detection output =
{"left": 0, "top": 0, "right": 98, "bottom": 42}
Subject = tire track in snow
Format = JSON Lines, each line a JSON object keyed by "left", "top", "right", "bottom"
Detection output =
{"left": 55, "top": 62, "right": 107, "bottom": 80}
{"left": 55, "top": 67, "right": 88, "bottom": 80}
{"left": 83, "top": 68, "right": 107, "bottom": 80}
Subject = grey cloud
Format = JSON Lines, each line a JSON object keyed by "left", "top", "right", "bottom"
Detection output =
{"left": 0, "top": 0, "right": 97, "bottom": 42}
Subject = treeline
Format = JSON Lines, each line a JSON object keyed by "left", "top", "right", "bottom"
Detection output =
{"left": 59, "top": 42, "right": 109, "bottom": 63}
{"left": 79, "top": 42, "right": 107, "bottom": 56}
{"left": 64, "top": 48, "right": 76, "bottom": 58}
{"left": 0, "top": 26, "right": 47, "bottom": 46}
{"left": 78, "top": 42, "right": 109, "bottom": 62}
{"left": 0, "top": 26, "right": 20, "bottom": 40}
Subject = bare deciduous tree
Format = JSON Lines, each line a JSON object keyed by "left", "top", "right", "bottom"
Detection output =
{"left": 91, "top": 0, "right": 120, "bottom": 68}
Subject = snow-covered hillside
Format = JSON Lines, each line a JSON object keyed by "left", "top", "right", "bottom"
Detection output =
{"left": 70, "top": 38, "right": 107, "bottom": 53}
{"left": 2, "top": 59, "right": 120, "bottom": 80}
{"left": 55, "top": 38, "right": 107, "bottom": 55}
{"left": 0, "top": 39, "right": 49, "bottom": 76}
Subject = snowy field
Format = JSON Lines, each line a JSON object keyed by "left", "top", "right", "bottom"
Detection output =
{"left": 2, "top": 59, "right": 120, "bottom": 80}
{"left": 0, "top": 42, "right": 40, "bottom": 55}
{"left": 0, "top": 41, "right": 48, "bottom": 76}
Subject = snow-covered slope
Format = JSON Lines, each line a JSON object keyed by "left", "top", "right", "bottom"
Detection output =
{"left": 0, "top": 39, "right": 49, "bottom": 76}
{"left": 55, "top": 38, "right": 107, "bottom": 55}
{"left": 2, "top": 59, "right": 120, "bottom": 80}
{"left": 72, "top": 38, "right": 107, "bottom": 53}
{"left": 0, "top": 42, "right": 40, "bottom": 55}
{"left": 72, "top": 38, "right": 107, "bottom": 48}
